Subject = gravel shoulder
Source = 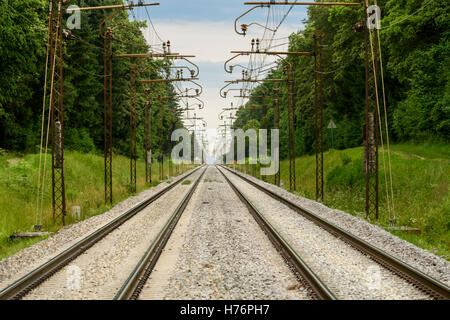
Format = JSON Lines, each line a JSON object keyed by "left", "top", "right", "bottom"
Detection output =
{"left": 139, "top": 166, "right": 310, "bottom": 300}
{"left": 224, "top": 167, "right": 450, "bottom": 287}
{"left": 0, "top": 167, "right": 199, "bottom": 291}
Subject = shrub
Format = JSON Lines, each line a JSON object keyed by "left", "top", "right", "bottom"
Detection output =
{"left": 65, "top": 128, "right": 96, "bottom": 153}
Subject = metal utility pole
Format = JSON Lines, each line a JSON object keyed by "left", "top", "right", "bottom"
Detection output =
{"left": 219, "top": 120, "right": 231, "bottom": 163}
{"left": 90, "top": 1, "right": 160, "bottom": 204}
{"left": 225, "top": 48, "right": 310, "bottom": 191}
{"left": 314, "top": 30, "right": 324, "bottom": 202}
{"left": 273, "top": 85, "right": 280, "bottom": 186}
{"left": 116, "top": 53, "right": 198, "bottom": 188}
{"left": 286, "top": 63, "right": 296, "bottom": 192}
{"left": 139, "top": 77, "right": 200, "bottom": 180}
{"left": 48, "top": 0, "right": 66, "bottom": 225}
{"left": 103, "top": 27, "right": 113, "bottom": 205}
{"left": 159, "top": 94, "right": 165, "bottom": 181}
{"left": 129, "top": 64, "right": 137, "bottom": 192}
{"left": 42, "top": 1, "right": 160, "bottom": 222}
{"left": 363, "top": 0, "right": 379, "bottom": 220}
{"left": 145, "top": 88, "right": 152, "bottom": 184}
{"left": 236, "top": 90, "right": 278, "bottom": 183}
{"left": 185, "top": 113, "right": 207, "bottom": 164}
{"left": 235, "top": 1, "right": 360, "bottom": 195}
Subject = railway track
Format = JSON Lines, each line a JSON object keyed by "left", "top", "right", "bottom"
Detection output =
{"left": 114, "top": 168, "right": 206, "bottom": 300}
{"left": 218, "top": 165, "right": 450, "bottom": 300}
{"left": 128, "top": 165, "right": 311, "bottom": 300}
{"left": 1, "top": 165, "right": 448, "bottom": 300}
{"left": 217, "top": 166, "right": 336, "bottom": 300}
{"left": 0, "top": 166, "right": 205, "bottom": 300}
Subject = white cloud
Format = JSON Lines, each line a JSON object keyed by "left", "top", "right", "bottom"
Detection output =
{"left": 143, "top": 19, "right": 299, "bottom": 63}
{"left": 143, "top": 19, "right": 303, "bottom": 148}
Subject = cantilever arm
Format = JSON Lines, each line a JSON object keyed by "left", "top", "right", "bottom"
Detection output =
{"left": 187, "top": 80, "right": 203, "bottom": 96}
{"left": 234, "top": 5, "right": 266, "bottom": 36}
{"left": 180, "top": 57, "right": 200, "bottom": 78}
{"left": 246, "top": 22, "right": 277, "bottom": 32}
{"left": 218, "top": 109, "right": 229, "bottom": 120}
{"left": 219, "top": 82, "right": 235, "bottom": 98}
{"left": 99, "top": 9, "right": 123, "bottom": 38}
{"left": 192, "top": 96, "right": 205, "bottom": 109}
{"left": 224, "top": 53, "right": 246, "bottom": 73}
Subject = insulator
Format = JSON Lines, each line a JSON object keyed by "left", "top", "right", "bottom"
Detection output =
{"left": 354, "top": 21, "right": 365, "bottom": 32}
{"left": 62, "top": 29, "right": 73, "bottom": 39}
{"left": 241, "top": 24, "right": 247, "bottom": 35}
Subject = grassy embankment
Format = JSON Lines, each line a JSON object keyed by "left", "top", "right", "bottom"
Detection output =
{"left": 0, "top": 151, "right": 195, "bottom": 260}
{"left": 233, "top": 143, "right": 449, "bottom": 260}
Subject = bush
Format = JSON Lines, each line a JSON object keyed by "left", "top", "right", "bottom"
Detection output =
{"left": 65, "top": 128, "right": 96, "bottom": 153}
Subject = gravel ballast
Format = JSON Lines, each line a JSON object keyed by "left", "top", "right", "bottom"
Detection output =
{"left": 140, "top": 166, "right": 310, "bottom": 300}
{"left": 223, "top": 166, "right": 450, "bottom": 288}
{"left": 21, "top": 168, "right": 206, "bottom": 300}
{"left": 0, "top": 167, "right": 200, "bottom": 292}
{"left": 221, "top": 167, "right": 430, "bottom": 299}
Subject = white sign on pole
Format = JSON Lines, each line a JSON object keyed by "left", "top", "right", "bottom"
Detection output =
{"left": 328, "top": 120, "right": 337, "bottom": 129}
{"left": 328, "top": 120, "right": 337, "bottom": 149}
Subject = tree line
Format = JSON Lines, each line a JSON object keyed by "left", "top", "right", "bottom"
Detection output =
{"left": 0, "top": 0, "right": 184, "bottom": 158}
{"left": 232, "top": 0, "right": 449, "bottom": 159}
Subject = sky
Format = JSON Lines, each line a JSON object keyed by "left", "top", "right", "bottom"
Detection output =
{"left": 130, "top": 0, "right": 308, "bottom": 157}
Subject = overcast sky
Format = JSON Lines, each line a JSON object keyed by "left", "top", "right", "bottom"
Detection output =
{"left": 133, "top": 0, "right": 307, "bottom": 157}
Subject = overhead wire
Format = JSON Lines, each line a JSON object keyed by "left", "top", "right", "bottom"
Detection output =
{"left": 366, "top": 0, "right": 393, "bottom": 223}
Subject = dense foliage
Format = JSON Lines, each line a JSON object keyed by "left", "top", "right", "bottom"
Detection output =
{"left": 0, "top": 0, "right": 184, "bottom": 158}
{"left": 232, "top": 0, "right": 449, "bottom": 159}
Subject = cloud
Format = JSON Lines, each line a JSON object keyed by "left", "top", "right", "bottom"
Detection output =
{"left": 143, "top": 19, "right": 299, "bottom": 63}
{"left": 142, "top": 18, "right": 303, "bottom": 146}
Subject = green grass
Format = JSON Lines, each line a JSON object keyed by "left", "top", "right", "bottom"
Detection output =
{"left": 390, "top": 142, "right": 450, "bottom": 160}
{"left": 233, "top": 143, "right": 450, "bottom": 260}
{"left": 0, "top": 151, "right": 195, "bottom": 260}
{"left": 181, "top": 180, "right": 192, "bottom": 185}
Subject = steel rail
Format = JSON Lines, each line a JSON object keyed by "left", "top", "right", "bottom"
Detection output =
{"left": 217, "top": 166, "right": 336, "bottom": 300}
{"left": 115, "top": 167, "right": 207, "bottom": 300}
{"left": 0, "top": 166, "right": 204, "bottom": 300}
{"left": 220, "top": 165, "right": 450, "bottom": 300}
